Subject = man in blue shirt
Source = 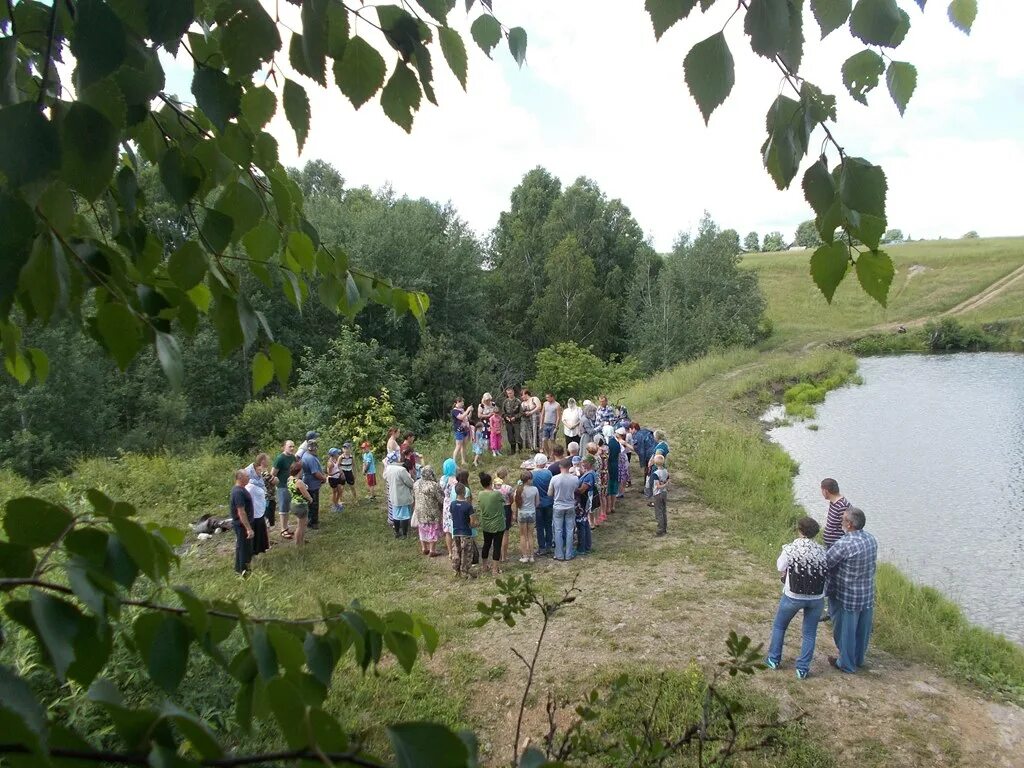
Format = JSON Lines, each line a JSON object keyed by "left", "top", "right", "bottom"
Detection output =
{"left": 825, "top": 507, "right": 878, "bottom": 673}
{"left": 300, "top": 441, "right": 327, "bottom": 529}
{"left": 530, "top": 453, "right": 554, "bottom": 558}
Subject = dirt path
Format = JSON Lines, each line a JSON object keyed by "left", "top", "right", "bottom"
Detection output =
{"left": 460, "top": 483, "right": 1023, "bottom": 767}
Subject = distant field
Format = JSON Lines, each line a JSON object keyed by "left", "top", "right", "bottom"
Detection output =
{"left": 742, "top": 237, "right": 1024, "bottom": 343}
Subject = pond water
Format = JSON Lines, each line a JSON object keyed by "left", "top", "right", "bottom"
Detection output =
{"left": 768, "top": 353, "right": 1024, "bottom": 645}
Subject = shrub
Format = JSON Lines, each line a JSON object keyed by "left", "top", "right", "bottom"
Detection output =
{"left": 529, "top": 342, "right": 640, "bottom": 402}
{"left": 924, "top": 318, "right": 993, "bottom": 352}
{"left": 224, "top": 397, "right": 310, "bottom": 455}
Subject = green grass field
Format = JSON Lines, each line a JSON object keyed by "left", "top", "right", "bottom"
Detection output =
{"left": 743, "top": 237, "right": 1024, "bottom": 343}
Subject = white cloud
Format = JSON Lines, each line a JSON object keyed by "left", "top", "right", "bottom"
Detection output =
{"left": 265, "top": 1, "right": 1023, "bottom": 250}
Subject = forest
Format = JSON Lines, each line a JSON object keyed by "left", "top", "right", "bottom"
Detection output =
{"left": 1, "top": 160, "right": 766, "bottom": 479}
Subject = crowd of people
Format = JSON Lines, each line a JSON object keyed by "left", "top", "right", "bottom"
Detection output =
{"left": 223, "top": 390, "right": 878, "bottom": 679}
{"left": 764, "top": 478, "right": 878, "bottom": 678}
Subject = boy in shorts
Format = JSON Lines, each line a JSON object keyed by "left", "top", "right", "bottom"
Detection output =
{"left": 361, "top": 441, "right": 377, "bottom": 499}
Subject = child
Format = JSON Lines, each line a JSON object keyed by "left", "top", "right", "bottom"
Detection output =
{"left": 326, "top": 447, "right": 343, "bottom": 511}
{"left": 489, "top": 409, "right": 503, "bottom": 457}
{"left": 472, "top": 421, "right": 486, "bottom": 467}
{"left": 651, "top": 454, "right": 670, "bottom": 536}
{"left": 515, "top": 470, "right": 538, "bottom": 563}
{"left": 340, "top": 442, "right": 358, "bottom": 505}
{"left": 576, "top": 455, "right": 597, "bottom": 555}
{"left": 495, "top": 466, "right": 515, "bottom": 561}
{"left": 361, "top": 441, "right": 377, "bottom": 499}
{"left": 477, "top": 472, "right": 506, "bottom": 575}
{"left": 449, "top": 483, "right": 477, "bottom": 579}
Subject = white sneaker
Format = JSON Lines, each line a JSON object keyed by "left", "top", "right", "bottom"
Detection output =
{"left": 519, "top": 556, "right": 529, "bottom": 563}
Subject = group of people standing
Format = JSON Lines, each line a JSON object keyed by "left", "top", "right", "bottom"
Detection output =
{"left": 765, "top": 478, "right": 878, "bottom": 677}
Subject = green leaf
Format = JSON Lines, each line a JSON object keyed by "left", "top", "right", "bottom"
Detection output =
{"left": 469, "top": 15, "right": 501, "bottom": 57}
{"left": 334, "top": 36, "right": 387, "bottom": 109}
{"left": 148, "top": 616, "right": 191, "bottom": 692}
{"left": 947, "top": 0, "right": 976, "bottom": 34}
{"left": 21, "top": 232, "right": 69, "bottom": 323}
{"left": 243, "top": 219, "right": 280, "bottom": 263}
{"left": 4, "top": 496, "right": 73, "bottom": 548}
{"left": 169, "top": 241, "right": 208, "bottom": 290}
{"left": 645, "top": 0, "right": 699, "bottom": 40}
{"left": 388, "top": 723, "right": 469, "bottom": 768}
{"left": 779, "top": 0, "right": 804, "bottom": 73}
{"left": 0, "top": 37, "right": 19, "bottom": 107}
{"left": 0, "top": 102, "right": 61, "bottom": 187}
{"left": 266, "top": 676, "right": 306, "bottom": 748}
{"left": 111, "top": 517, "right": 161, "bottom": 580}
{"left": 327, "top": 2, "right": 350, "bottom": 57}
{"left": 252, "top": 351, "right": 273, "bottom": 394}
{"left": 810, "top": 0, "right": 851, "bottom": 38}
{"left": 220, "top": 2, "right": 280, "bottom": 78}
{"left": 841, "top": 49, "right": 885, "bottom": 105}
{"left": 760, "top": 95, "right": 805, "bottom": 189}
{"left": 287, "top": 231, "right": 315, "bottom": 271}
{"left": 269, "top": 342, "right": 292, "bottom": 388}
{"left": 744, "top": 0, "right": 791, "bottom": 59}
{"left": 192, "top": 67, "right": 242, "bottom": 131}
{"left": 810, "top": 241, "right": 850, "bottom": 302}
{"left": 72, "top": 0, "right": 128, "bottom": 89}
{"left": 507, "top": 27, "right": 528, "bottom": 67}
{"left": 416, "top": 0, "right": 454, "bottom": 24}
{"left": 201, "top": 208, "right": 234, "bottom": 252}
{"left": 26, "top": 347, "right": 47, "bottom": 385}
{"left": 303, "top": 632, "right": 336, "bottom": 685}
{"left": 5, "top": 351, "right": 31, "bottom": 385}
{"left": 886, "top": 61, "right": 917, "bottom": 116}
{"left": 0, "top": 664, "right": 46, "bottom": 754}
{"left": 283, "top": 79, "right": 311, "bottom": 152}
{"left": 855, "top": 250, "right": 894, "bottom": 306}
{"left": 30, "top": 590, "right": 82, "bottom": 680}
{"left": 156, "top": 331, "right": 184, "bottom": 390}
{"left": 159, "top": 147, "right": 203, "bottom": 205}
{"left": 301, "top": 0, "right": 330, "bottom": 85}
{"left": 849, "top": 0, "right": 910, "bottom": 47}
{"left": 161, "top": 703, "right": 224, "bottom": 760}
{"left": 0, "top": 541, "right": 37, "bottom": 577}
{"left": 0, "top": 194, "right": 35, "bottom": 305}
{"left": 97, "top": 302, "right": 144, "bottom": 370}
{"left": 241, "top": 85, "right": 276, "bottom": 129}
{"left": 144, "top": 0, "right": 194, "bottom": 46}
{"left": 802, "top": 156, "right": 836, "bottom": 216}
{"left": 381, "top": 63, "right": 422, "bottom": 132}
{"left": 439, "top": 27, "right": 468, "bottom": 89}
{"left": 683, "top": 32, "right": 734, "bottom": 125}
{"left": 839, "top": 156, "right": 887, "bottom": 220}
{"left": 384, "top": 631, "right": 418, "bottom": 673}
{"left": 216, "top": 182, "right": 263, "bottom": 242}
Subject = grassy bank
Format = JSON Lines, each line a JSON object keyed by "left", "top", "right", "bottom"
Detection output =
{"left": 653, "top": 349, "right": 1024, "bottom": 704}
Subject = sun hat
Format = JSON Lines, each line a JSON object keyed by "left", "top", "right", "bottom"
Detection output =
{"left": 615, "top": 427, "right": 627, "bottom": 436}
{"left": 602, "top": 424, "right": 614, "bottom": 438}
{"left": 534, "top": 452, "right": 548, "bottom": 467}
{"left": 306, "top": 430, "right": 319, "bottom": 440}
{"left": 328, "top": 447, "right": 341, "bottom": 456}
{"left": 583, "top": 399, "right": 593, "bottom": 407}
{"left": 343, "top": 441, "right": 352, "bottom": 448}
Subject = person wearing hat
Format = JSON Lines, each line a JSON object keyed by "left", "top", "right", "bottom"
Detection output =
{"left": 300, "top": 440, "right": 326, "bottom": 529}
{"left": 531, "top": 453, "right": 554, "bottom": 557}
{"left": 296, "top": 430, "right": 319, "bottom": 459}
{"left": 327, "top": 447, "right": 344, "bottom": 512}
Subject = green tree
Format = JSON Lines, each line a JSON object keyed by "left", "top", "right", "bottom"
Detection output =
{"left": 762, "top": 231, "right": 786, "bottom": 252}
{"left": 794, "top": 220, "right": 823, "bottom": 248}
{"left": 531, "top": 236, "right": 610, "bottom": 351}
{"left": 529, "top": 341, "right": 638, "bottom": 403}
{"left": 743, "top": 231, "right": 760, "bottom": 251}
{"left": 881, "top": 228, "right": 905, "bottom": 244}
{"left": 963, "top": 230, "right": 980, "bottom": 239}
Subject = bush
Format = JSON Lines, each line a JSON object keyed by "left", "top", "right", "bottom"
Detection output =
{"left": 528, "top": 342, "right": 640, "bottom": 402}
{"left": 924, "top": 318, "right": 993, "bottom": 352}
{"left": 224, "top": 397, "right": 310, "bottom": 455}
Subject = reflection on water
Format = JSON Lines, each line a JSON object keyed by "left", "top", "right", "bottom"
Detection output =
{"left": 768, "top": 353, "right": 1024, "bottom": 644}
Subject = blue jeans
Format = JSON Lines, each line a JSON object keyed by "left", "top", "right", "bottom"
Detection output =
{"left": 575, "top": 518, "right": 592, "bottom": 553}
{"left": 536, "top": 505, "right": 553, "bottom": 551}
{"left": 767, "top": 594, "right": 824, "bottom": 674}
{"left": 832, "top": 605, "right": 874, "bottom": 672}
{"left": 552, "top": 506, "right": 575, "bottom": 560}
{"left": 277, "top": 486, "right": 291, "bottom": 516}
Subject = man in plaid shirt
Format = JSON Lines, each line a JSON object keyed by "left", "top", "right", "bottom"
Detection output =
{"left": 825, "top": 507, "right": 878, "bottom": 673}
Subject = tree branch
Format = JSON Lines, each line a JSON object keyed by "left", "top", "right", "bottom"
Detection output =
{"left": 37, "top": 0, "right": 60, "bottom": 108}
{"left": 0, "top": 744, "right": 386, "bottom": 767}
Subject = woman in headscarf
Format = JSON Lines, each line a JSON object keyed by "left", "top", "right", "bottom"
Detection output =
{"left": 561, "top": 397, "right": 583, "bottom": 449}
{"left": 413, "top": 465, "right": 444, "bottom": 557}
{"left": 581, "top": 400, "right": 599, "bottom": 447}
{"left": 478, "top": 393, "right": 497, "bottom": 444}
{"left": 440, "top": 458, "right": 458, "bottom": 555}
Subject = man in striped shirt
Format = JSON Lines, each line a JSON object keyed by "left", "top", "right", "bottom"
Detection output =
{"left": 820, "top": 478, "right": 851, "bottom": 548}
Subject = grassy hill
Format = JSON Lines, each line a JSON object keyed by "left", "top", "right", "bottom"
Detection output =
{"left": 742, "top": 237, "right": 1024, "bottom": 344}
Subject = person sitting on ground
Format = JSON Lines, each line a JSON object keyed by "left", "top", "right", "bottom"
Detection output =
{"left": 515, "top": 470, "right": 539, "bottom": 564}
{"left": 820, "top": 478, "right": 851, "bottom": 549}
{"left": 650, "top": 454, "right": 670, "bottom": 537}
{"left": 449, "top": 483, "right": 477, "bottom": 579}
{"left": 286, "top": 461, "right": 312, "bottom": 547}
{"left": 826, "top": 508, "right": 878, "bottom": 674}
{"left": 230, "top": 469, "right": 254, "bottom": 576}
{"left": 764, "top": 516, "right": 828, "bottom": 679}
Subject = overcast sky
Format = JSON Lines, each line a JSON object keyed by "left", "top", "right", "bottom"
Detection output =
{"left": 169, "top": 1, "right": 1024, "bottom": 251}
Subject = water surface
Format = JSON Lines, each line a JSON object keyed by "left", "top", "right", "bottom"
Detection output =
{"left": 768, "top": 353, "right": 1024, "bottom": 644}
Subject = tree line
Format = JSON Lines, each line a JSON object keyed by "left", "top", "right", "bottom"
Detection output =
{"left": 1, "top": 161, "right": 766, "bottom": 479}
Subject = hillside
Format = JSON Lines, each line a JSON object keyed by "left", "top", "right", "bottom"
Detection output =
{"left": 742, "top": 237, "right": 1024, "bottom": 344}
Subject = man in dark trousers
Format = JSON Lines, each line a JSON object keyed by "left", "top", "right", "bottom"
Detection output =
{"left": 301, "top": 440, "right": 327, "bottom": 529}
{"left": 230, "top": 469, "right": 254, "bottom": 575}
{"left": 501, "top": 387, "right": 522, "bottom": 455}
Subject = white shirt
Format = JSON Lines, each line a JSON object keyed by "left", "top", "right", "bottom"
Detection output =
{"left": 776, "top": 538, "right": 828, "bottom": 600}
{"left": 245, "top": 481, "right": 267, "bottom": 519}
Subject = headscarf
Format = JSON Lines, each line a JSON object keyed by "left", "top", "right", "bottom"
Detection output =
{"left": 441, "top": 458, "right": 457, "bottom": 488}
{"left": 420, "top": 465, "right": 437, "bottom": 482}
